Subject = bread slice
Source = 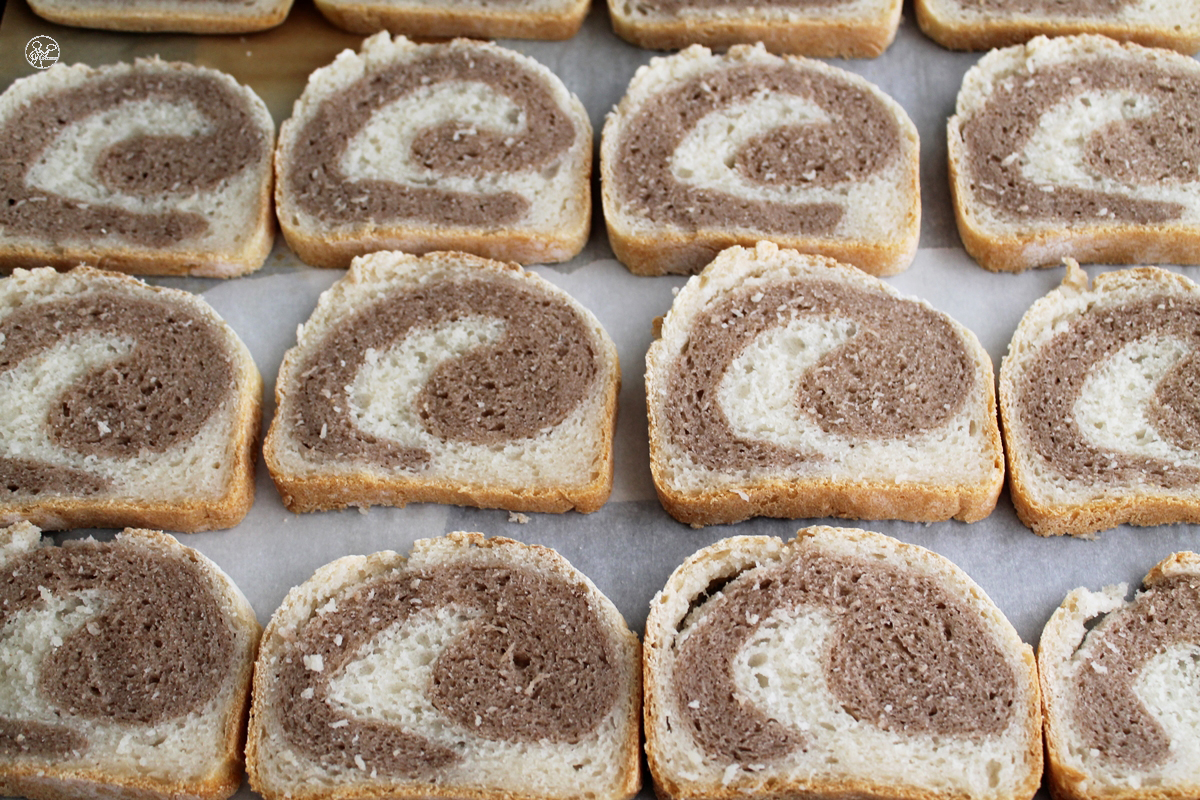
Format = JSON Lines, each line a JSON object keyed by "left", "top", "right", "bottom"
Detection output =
{"left": 246, "top": 532, "right": 641, "bottom": 800}
{"left": 0, "top": 58, "right": 275, "bottom": 278}
{"left": 1039, "top": 551, "right": 1200, "bottom": 800}
{"left": 263, "top": 249, "right": 620, "bottom": 514}
{"left": 0, "top": 266, "right": 262, "bottom": 533}
{"left": 916, "top": 0, "right": 1200, "bottom": 54}
{"left": 275, "top": 32, "right": 592, "bottom": 269}
{"left": 600, "top": 43, "right": 919, "bottom": 277}
{"left": 948, "top": 35, "right": 1200, "bottom": 273}
{"left": 645, "top": 242, "right": 1004, "bottom": 527}
{"left": 25, "top": 0, "right": 291, "bottom": 32}
{"left": 314, "top": 0, "right": 589, "bottom": 39}
{"left": 1000, "top": 260, "right": 1200, "bottom": 537}
{"left": 0, "top": 521, "right": 262, "bottom": 800}
{"left": 644, "top": 526, "right": 1043, "bottom": 800}
{"left": 609, "top": 0, "right": 902, "bottom": 58}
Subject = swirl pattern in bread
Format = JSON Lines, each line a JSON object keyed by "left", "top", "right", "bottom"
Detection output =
{"left": 264, "top": 250, "right": 619, "bottom": 514}
{"left": 644, "top": 527, "right": 1042, "bottom": 800}
{"left": 0, "top": 521, "right": 261, "bottom": 800}
{"left": 1039, "top": 551, "right": 1200, "bottom": 800}
{"left": 609, "top": 0, "right": 902, "bottom": 57}
{"left": 246, "top": 532, "right": 641, "bottom": 800}
{"left": 0, "top": 59, "right": 275, "bottom": 278}
{"left": 600, "top": 44, "right": 919, "bottom": 276}
{"left": 645, "top": 242, "right": 1003, "bottom": 526}
{"left": 949, "top": 35, "right": 1200, "bottom": 272}
{"left": 0, "top": 267, "right": 262, "bottom": 533}
{"left": 275, "top": 33, "right": 592, "bottom": 268}
{"left": 1000, "top": 261, "right": 1200, "bottom": 536}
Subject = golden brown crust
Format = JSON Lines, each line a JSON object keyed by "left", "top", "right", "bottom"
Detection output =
{"left": 24, "top": 0, "right": 292, "bottom": 32}
{"left": 608, "top": 8, "right": 902, "bottom": 58}
{"left": 1005, "top": 479, "right": 1200, "bottom": 537}
{"left": 313, "top": 0, "right": 590, "bottom": 39}
{"left": 0, "top": 764, "right": 240, "bottom": 800}
{"left": 0, "top": 212, "right": 274, "bottom": 278}
{"left": 275, "top": 185, "right": 591, "bottom": 270}
{"left": 914, "top": 0, "right": 1200, "bottom": 54}
{"left": 651, "top": 473, "right": 1002, "bottom": 528}
{"left": 606, "top": 220, "right": 919, "bottom": 278}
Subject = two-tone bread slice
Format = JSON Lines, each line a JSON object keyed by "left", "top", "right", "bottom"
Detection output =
{"left": 948, "top": 35, "right": 1200, "bottom": 272}
{"left": 600, "top": 44, "right": 919, "bottom": 277}
{"left": 0, "top": 59, "right": 275, "bottom": 278}
{"left": 1000, "top": 261, "right": 1200, "bottom": 537}
{"left": 646, "top": 242, "right": 1004, "bottom": 527}
{"left": 609, "top": 0, "right": 902, "bottom": 58}
{"left": 644, "top": 527, "right": 1043, "bottom": 800}
{"left": 26, "top": 0, "right": 292, "bottom": 33}
{"left": 275, "top": 33, "right": 592, "bottom": 269}
{"left": 246, "top": 532, "right": 641, "bottom": 800}
{"left": 0, "top": 521, "right": 261, "bottom": 800}
{"left": 916, "top": 0, "right": 1200, "bottom": 54}
{"left": 1039, "top": 551, "right": 1200, "bottom": 800}
{"left": 0, "top": 267, "right": 262, "bottom": 533}
{"left": 263, "top": 250, "right": 619, "bottom": 514}
{"left": 314, "top": 0, "right": 589, "bottom": 39}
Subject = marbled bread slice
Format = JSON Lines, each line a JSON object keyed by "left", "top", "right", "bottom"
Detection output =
{"left": 1039, "top": 551, "right": 1200, "bottom": 800}
{"left": 26, "top": 0, "right": 291, "bottom": 33}
{"left": 275, "top": 33, "right": 592, "bottom": 269}
{"left": 916, "top": 0, "right": 1200, "bottom": 54}
{"left": 246, "top": 532, "right": 641, "bottom": 800}
{"left": 948, "top": 35, "right": 1200, "bottom": 272}
{"left": 609, "top": 0, "right": 901, "bottom": 57}
{"left": 646, "top": 242, "right": 1003, "bottom": 527}
{"left": 0, "top": 267, "right": 262, "bottom": 533}
{"left": 0, "top": 58, "right": 275, "bottom": 278}
{"left": 644, "top": 526, "right": 1043, "bottom": 800}
{"left": 263, "top": 249, "right": 619, "bottom": 514}
{"left": 314, "top": 0, "right": 589, "bottom": 39}
{"left": 1000, "top": 261, "right": 1200, "bottom": 537}
{"left": 0, "top": 521, "right": 261, "bottom": 800}
{"left": 600, "top": 43, "right": 919, "bottom": 277}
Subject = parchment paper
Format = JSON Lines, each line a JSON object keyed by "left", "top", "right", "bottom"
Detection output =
{"left": 0, "top": 3, "right": 1197, "bottom": 797}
